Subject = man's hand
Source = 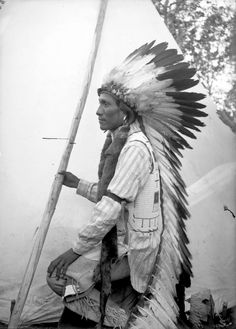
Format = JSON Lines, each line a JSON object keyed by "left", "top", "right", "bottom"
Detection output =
{"left": 59, "top": 171, "right": 79, "bottom": 188}
{"left": 47, "top": 248, "right": 80, "bottom": 279}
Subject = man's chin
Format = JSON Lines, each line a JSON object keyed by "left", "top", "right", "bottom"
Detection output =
{"left": 99, "top": 123, "right": 107, "bottom": 131}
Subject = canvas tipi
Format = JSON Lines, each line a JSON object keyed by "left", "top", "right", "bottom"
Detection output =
{"left": 0, "top": 0, "right": 235, "bottom": 327}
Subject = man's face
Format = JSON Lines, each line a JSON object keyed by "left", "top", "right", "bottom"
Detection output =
{"left": 96, "top": 93, "right": 125, "bottom": 131}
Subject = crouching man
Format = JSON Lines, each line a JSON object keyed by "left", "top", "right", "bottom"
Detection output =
{"left": 47, "top": 90, "right": 161, "bottom": 328}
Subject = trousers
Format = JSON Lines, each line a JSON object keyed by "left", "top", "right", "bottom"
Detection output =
{"left": 47, "top": 254, "right": 130, "bottom": 297}
{"left": 47, "top": 255, "right": 140, "bottom": 327}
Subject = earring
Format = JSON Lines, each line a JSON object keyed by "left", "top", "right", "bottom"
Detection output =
{"left": 123, "top": 115, "right": 127, "bottom": 124}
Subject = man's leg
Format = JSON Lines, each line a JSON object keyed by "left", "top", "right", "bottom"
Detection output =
{"left": 47, "top": 254, "right": 130, "bottom": 296}
{"left": 47, "top": 255, "right": 134, "bottom": 328}
{"left": 47, "top": 271, "right": 96, "bottom": 328}
{"left": 64, "top": 256, "right": 133, "bottom": 328}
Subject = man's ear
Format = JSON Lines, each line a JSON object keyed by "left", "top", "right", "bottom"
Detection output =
{"left": 120, "top": 101, "right": 136, "bottom": 125}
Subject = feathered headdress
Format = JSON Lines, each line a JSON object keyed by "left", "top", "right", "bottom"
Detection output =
{"left": 98, "top": 41, "right": 207, "bottom": 328}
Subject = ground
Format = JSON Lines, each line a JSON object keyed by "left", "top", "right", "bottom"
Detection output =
{"left": 1, "top": 306, "right": 235, "bottom": 329}
{"left": 1, "top": 322, "right": 235, "bottom": 329}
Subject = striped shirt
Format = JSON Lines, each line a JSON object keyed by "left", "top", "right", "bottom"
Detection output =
{"left": 73, "top": 121, "right": 153, "bottom": 291}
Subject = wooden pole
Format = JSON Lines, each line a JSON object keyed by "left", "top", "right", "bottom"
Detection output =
{"left": 8, "top": 1, "right": 108, "bottom": 327}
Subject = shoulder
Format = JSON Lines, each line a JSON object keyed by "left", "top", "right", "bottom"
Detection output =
{"left": 115, "top": 131, "right": 154, "bottom": 174}
{"left": 122, "top": 131, "right": 152, "bottom": 158}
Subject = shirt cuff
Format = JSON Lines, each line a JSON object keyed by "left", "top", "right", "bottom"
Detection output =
{"left": 76, "top": 179, "right": 97, "bottom": 202}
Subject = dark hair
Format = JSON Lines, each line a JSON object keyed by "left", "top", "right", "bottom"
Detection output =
{"left": 115, "top": 98, "right": 137, "bottom": 125}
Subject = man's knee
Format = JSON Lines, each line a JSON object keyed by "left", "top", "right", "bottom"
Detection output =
{"left": 46, "top": 272, "right": 66, "bottom": 297}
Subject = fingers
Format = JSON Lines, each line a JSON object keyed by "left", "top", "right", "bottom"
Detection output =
{"left": 47, "top": 258, "right": 61, "bottom": 277}
{"left": 61, "top": 262, "right": 69, "bottom": 278}
{"left": 48, "top": 249, "right": 79, "bottom": 280}
{"left": 55, "top": 260, "right": 71, "bottom": 280}
{"left": 57, "top": 171, "right": 66, "bottom": 186}
{"left": 58, "top": 171, "right": 66, "bottom": 175}
{"left": 48, "top": 259, "right": 66, "bottom": 280}
{"left": 58, "top": 171, "right": 70, "bottom": 187}
{"left": 48, "top": 259, "right": 70, "bottom": 280}
{"left": 55, "top": 260, "right": 65, "bottom": 280}
{"left": 60, "top": 172, "right": 79, "bottom": 188}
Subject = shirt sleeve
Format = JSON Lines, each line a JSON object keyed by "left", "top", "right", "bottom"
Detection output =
{"left": 76, "top": 179, "right": 98, "bottom": 203}
{"left": 73, "top": 196, "right": 121, "bottom": 254}
{"left": 73, "top": 142, "right": 151, "bottom": 255}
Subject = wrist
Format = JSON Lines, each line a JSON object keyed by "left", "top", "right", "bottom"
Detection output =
{"left": 72, "top": 247, "right": 81, "bottom": 256}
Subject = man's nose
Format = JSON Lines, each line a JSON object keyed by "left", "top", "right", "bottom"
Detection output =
{"left": 96, "top": 105, "right": 103, "bottom": 116}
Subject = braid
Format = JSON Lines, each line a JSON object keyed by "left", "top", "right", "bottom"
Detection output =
{"left": 97, "top": 124, "right": 130, "bottom": 201}
{"left": 137, "top": 115, "right": 147, "bottom": 135}
{"left": 98, "top": 133, "right": 112, "bottom": 180}
{"left": 95, "top": 122, "right": 130, "bottom": 327}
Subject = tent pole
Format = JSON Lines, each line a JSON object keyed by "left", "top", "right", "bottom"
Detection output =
{"left": 8, "top": 0, "right": 108, "bottom": 327}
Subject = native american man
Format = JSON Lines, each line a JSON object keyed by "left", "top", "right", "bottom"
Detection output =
{"left": 47, "top": 41, "right": 206, "bottom": 328}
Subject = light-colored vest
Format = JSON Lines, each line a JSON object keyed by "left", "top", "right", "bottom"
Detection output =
{"left": 127, "top": 135, "right": 161, "bottom": 232}
{"left": 125, "top": 132, "right": 163, "bottom": 293}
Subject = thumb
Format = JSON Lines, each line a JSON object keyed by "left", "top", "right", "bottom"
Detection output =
{"left": 58, "top": 171, "right": 66, "bottom": 175}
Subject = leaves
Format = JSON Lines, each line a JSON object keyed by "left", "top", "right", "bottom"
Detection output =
{"left": 0, "top": 0, "right": 5, "bottom": 10}
{"left": 152, "top": 0, "right": 236, "bottom": 132}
